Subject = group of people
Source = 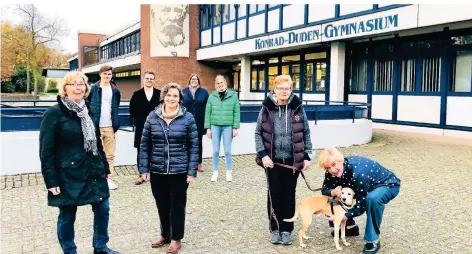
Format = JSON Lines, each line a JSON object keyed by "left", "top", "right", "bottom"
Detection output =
{"left": 39, "top": 66, "right": 401, "bottom": 254}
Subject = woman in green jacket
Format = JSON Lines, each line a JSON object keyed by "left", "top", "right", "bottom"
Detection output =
{"left": 204, "top": 74, "right": 240, "bottom": 182}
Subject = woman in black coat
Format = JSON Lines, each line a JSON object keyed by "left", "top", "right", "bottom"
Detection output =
{"left": 39, "top": 72, "right": 119, "bottom": 254}
{"left": 138, "top": 83, "right": 199, "bottom": 254}
{"left": 182, "top": 73, "right": 209, "bottom": 172}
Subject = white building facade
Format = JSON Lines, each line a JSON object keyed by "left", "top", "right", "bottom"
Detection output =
{"left": 197, "top": 4, "right": 472, "bottom": 137}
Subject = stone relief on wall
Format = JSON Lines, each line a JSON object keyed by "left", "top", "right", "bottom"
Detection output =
{"left": 150, "top": 4, "right": 189, "bottom": 57}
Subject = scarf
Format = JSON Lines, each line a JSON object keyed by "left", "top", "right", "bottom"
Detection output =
{"left": 61, "top": 96, "right": 98, "bottom": 155}
{"left": 189, "top": 86, "right": 198, "bottom": 99}
{"left": 162, "top": 104, "right": 179, "bottom": 122}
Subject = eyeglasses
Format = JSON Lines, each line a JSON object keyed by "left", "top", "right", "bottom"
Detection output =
{"left": 66, "top": 83, "right": 86, "bottom": 87}
{"left": 275, "top": 87, "right": 291, "bottom": 91}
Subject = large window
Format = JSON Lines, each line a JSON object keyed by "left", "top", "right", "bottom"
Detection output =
{"left": 348, "top": 46, "right": 368, "bottom": 92}
{"left": 251, "top": 59, "right": 265, "bottom": 91}
{"left": 450, "top": 35, "right": 472, "bottom": 93}
{"left": 399, "top": 39, "right": 443, "bottom": 93}
{"left": 373, "top": 44, "right": 395, "bottom": 92}
{"left": 100, "top": 31, "right": 140, "bottom": 62}
{"left": 250, "top": 51, "right": 328, "bottom": 92}
{"left": 200, "top": 6, "right": 211, "bottom": 29}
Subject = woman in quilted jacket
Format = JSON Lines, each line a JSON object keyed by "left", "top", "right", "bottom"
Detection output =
{"left": 204, "top": 74, "right": 241, "bottom": 182}
{"left": 138, "top": 83, "right": 199, "bottom": 254}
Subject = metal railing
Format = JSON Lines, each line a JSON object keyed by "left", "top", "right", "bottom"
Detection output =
{"left": 1, "top": 99, "right": 371, "bottom": 131}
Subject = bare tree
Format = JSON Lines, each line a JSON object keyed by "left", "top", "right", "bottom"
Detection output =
{"left": 15, "top": 4, "right": 68, "bottom": 97}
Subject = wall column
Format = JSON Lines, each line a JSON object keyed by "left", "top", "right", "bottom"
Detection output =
{"left": 329, "top": 42, "right": 346, "bottom": 102}
{"left": 239, "top": 56, "right": 251, "bottom": 101}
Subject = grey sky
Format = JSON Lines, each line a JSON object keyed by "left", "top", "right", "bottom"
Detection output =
{"left": 1, "top": 3, "right": 140, "bottom": 54}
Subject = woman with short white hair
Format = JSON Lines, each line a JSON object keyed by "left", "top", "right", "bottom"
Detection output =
{"left": 318, "top": 147, "right": 401, "bottom": 253}
{"left": 254, "top": 74, "right": 313, "bottom": 245}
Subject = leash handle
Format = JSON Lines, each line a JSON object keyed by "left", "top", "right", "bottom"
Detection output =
{"left": 273, "top": 163, "right": 323, "bottom": 192}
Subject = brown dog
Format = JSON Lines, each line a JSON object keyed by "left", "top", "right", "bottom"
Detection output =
{"left": 284, "top": 187, "right": 356, "bottom": 249}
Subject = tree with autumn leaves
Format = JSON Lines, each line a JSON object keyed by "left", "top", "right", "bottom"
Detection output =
{"left": 1, "top": 4, "right": 70, "bottom": 96}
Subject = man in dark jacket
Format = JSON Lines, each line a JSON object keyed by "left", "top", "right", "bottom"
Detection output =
{"left": 129, "top": 71, "right": 160, "bottom": 185}
{"left": 318, "top": 148, "right": 401, "bottom": 254}
{"left": 87, "top": 65, "right": 121, "bottom": 190}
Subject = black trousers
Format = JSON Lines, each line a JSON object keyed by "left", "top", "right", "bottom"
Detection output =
{"left": 150, "top": 173, "right": 189, "bottom": 241}
{"left": 198, "top": 135, "right": 203, "bottom": 164}
{"left": 266, "top": 163, "right": 300, "bottom": 232}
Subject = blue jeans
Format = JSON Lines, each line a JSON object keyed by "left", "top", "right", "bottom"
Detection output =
{"left": 364, "top": 186, "right": 400, "bottom": 242}
{"left": 57, "top": 198, "right": 110, "bottom": 253}
{"left": 211, "top": 125, "right": 233, "bottom": 172}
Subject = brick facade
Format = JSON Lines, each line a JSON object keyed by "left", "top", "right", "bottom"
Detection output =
{"left": 140, "top": 4, "right": 229, "bottom": 92}
{"left": 114, "top": 77, "right": 141, "bottom": 99}
{"left": 77, "top": 33, "right": 105, "bottom": 70}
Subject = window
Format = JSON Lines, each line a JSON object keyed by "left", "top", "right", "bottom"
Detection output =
{"left": 213, "top": 5, "right": 221, "bottom": 25}
{"left": 350, "top": 59, "right": 367, "bottom": 92}
{"left": 292, "top": 64, "right": 300, "bottom": 91}
{"left": 305, "top": 62, "right": 326, "bottom": 92}
{"left": 451, "top": 49, "right": 472, "bottom": 92}
{"left": 99, "top": 31, "right": 140, "bottom": 61}
{"left": 229, "top": 5, "right": 236, "bottom": 21}
{"left": 222, "top": 5, "right": 229, "bottom": 23}
{"left": 422, "top": 57, "right": 441, "bottom": 92}
{"left": 373, "top": 59, "right": 393, "bottom": 91}
{"left": 238, "top": 4, "right": 247, "bottom": 18}
{"left": 200, "top": 6, "right": 211, "bottom": 29}
{"left": 306, "top": 52, "right": 327, "bottom": 60}
{"left": 373, "top": 44, "right": 394, "bottom": 92}
{"left": 315, "top": 62, "right": 326, "bottom": 91}
{"left": 258, "top": 4, "right": 266, "bottom": 12}
{"left": 83, "top": 46, "right": 99, "bottom": 66}
{"left": 249, "top": 4, "right": 257, "bottom": 14}
{"left": 450, "top": 34, "right": 472, "bottom": 93}
{"left": 233, "top": 72, "right": 239, "bottom": 91}
{"left": 251, "top": 59, "right": 265, "bottom": 91}
{"left": 400, "top": 58, "right": 416, "bottom": 92}
{"left": 268, "top": 66, "right": 277, "bottom": 90}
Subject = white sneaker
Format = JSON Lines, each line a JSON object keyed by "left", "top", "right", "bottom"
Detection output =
{"left": 226, "top": 172, "right": 232, "bottom": 182}
{"left": 107, "top": 179, "right": 118, "bottom": 190}
{"left": 211, "top": 172, "right": 218, "bottom": 182}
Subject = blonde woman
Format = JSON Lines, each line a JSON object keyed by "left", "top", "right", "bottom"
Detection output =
{"left": 138, "top": 83, "right": 198, "bottom": 254}
{"left": 254, "top": 75, "right": 313, "bottom": 245}
{"left": 39, "top": 72, "right": 119, "bottom": 254}
{"left": 318, "top": 148, "right": 401, "bottom": 253}
{"left": 204, "top": 74, "right": 240, "bottom": 182}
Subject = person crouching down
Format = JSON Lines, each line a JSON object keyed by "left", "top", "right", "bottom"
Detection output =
{"left": 317, "top": 148, "right": 401, "bottom": 254}
{"left": 138, "top": 83, "right": 199, "bottom": 254}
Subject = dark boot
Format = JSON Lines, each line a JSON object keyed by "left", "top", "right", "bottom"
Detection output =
{"left": 331, "top": 224, "right": 360, "bottom": 237}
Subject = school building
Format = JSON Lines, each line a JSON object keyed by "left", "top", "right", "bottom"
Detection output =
{"left": 69, "top": 4, "right": 472, "bottom": 137}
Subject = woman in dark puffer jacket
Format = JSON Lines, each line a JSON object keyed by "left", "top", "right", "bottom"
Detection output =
{"left": 138, "top": 83, "right": 199, "bottom": 254}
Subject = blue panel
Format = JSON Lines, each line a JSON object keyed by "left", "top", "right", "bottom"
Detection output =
{"left": 1, "top": 103, "right": 370, "bottom": 131}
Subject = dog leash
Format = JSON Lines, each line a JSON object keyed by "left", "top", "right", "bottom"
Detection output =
{"left": 273, "top": 163, "right": 323, "bottom": 192}
{"left": 264, "top": 168, "right": 280, "bottom": 233}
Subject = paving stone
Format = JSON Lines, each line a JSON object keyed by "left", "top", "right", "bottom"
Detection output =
{"left": 1, "top": 130, "right": 472, "bottom": 253}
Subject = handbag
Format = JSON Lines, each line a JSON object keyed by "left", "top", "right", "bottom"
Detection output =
{"left": 255, "top": 154, "right": 264, "bottom": 168}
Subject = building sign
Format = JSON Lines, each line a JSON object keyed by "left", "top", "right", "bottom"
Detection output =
{"left": 255, "top": 29, "right": 321, "bottom": 50}
{"left": 254, "top": 5, "right": 418, "bottom": 49}
{"left": 324, "top": 14, "right": 398, "bottom": 39}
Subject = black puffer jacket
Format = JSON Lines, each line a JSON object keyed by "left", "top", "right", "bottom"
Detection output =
{"left": 138, "top": 103, "right": 199, "bottom": 177}
{"left": 39, "top": 96, "right": 110, "bottom": 207}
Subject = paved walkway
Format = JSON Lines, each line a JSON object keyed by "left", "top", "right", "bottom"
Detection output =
{"left": 2, "top": 130, "right": 472, "bottom": 253}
